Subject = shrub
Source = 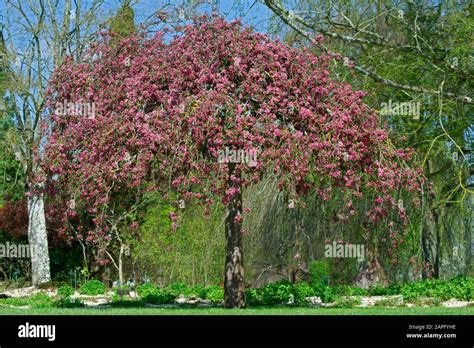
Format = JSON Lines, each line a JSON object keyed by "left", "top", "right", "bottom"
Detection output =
{"left": 366, "top": 276, "right": 474, "bottom": 301}
{"left": 245, "top": 281, "right": 295, "bottom": 306}
{"left": 168, "top": 282, "right": 191, "bottom": 297}
{"left": 79, "top": 280, "right": 106, "bottom": 295}
{"left": 27, "top": 293, "right": 55, "bottom": 308}
{"left": 57, "top": 285, "right": 75, "bottom": 298}
{"left": 189, "top": 285, "right": 206, "bottom": 298}
{"left": 333, "top": 285, "right": 368, "bottom": 297}
{"left": 204, "top": 285, "right": 224, "bottom": 303}
{"left": 246, "top": 280, "right": 333, "bottom": 306}
{"left": 369, "top": 286, "right": 390, "bottom": 296}
{"left": 56, "top": 297, "right": 83, "bottom": 308}
{"left": 110, "top": 294, "right": 142, "bottom": 308}
{"left": 312, "top": 284, "right": 337, "bottom": 303}
{"left": 309, "top": 261, "right": 331, "bottom": 287}
{"left": 136, "top": 283, "right": 158, "bottom": 298}
{"left": 136, "top": 285, "right": 176, "bottom": 304}
{"left": 260, "top": 281, "right": 295, "bottom": 306}
{"left": 293, "top": 282, "right": 315, "bottom": 306}
{"left": 245, "top": 288, "right": 261, "bottom": 306}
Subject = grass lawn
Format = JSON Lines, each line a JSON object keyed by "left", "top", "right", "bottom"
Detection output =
{"left": 0, "top": 306, "right": 473, "bottom": 315}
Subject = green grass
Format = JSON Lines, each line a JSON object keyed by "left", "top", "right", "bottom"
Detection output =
{"left": 0, "top": 306, "right": 473, "bottom": 315}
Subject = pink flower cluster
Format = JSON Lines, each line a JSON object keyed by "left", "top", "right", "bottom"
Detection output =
{"left": 41, "top": 17, "right": 423, "bottom": 247}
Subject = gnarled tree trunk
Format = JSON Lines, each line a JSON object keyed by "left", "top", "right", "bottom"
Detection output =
{"left": 224, "top": 164, "right": 246, "bottom": 308}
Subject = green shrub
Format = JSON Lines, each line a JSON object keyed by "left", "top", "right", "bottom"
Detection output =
{"left": 366, "top": 276, "right": 474, "bottom": 301}
{"left": 204, "top": 285, "right": 224, "bottom": 303}
{"left": 293, "top": 282, "right": 315, "bottom": 306}
{"left": 79, "top": 280, "right": 106, "bottom": 295}
{"left": 110, "top": 294, "right": 142, "bottom": 307}
{"left": 27, "top": 293, "right": 54, "bottom": 308}
{"left": 245, "top": 288, "right": 261, "bottom": 306}
{"left": 136, "top": 283, "right": 176, "bottom": 304}
{"left": 246, "top": 280, "right": 334, "bottom": 306}
{"left": 244, "top": 281, "right": 295, "bottom": 306}
{"left": 312, "top": 284, "right": 337, "bottom": 303}
{"left": 168, "top": 282, "right": 190, "bottom": 297}
{"left": 56, "top": 297, "right": 83, "bottom": 308}
{"left": 57, "top": 285, "right": 75, "bottom": 298}
{"left": 189, "top": 285, "right": 206, "bottom": 298}
{"left": 333, "top": 285, "right": 368, "bottom": 297}
{"left": 309, "top": 260, "right": 331, "bottom": 287}
{"left": 369, "top": 286, "right": 390, "bottom": 296}
{"left": 259, "top": 281, "right": 294, "bottom": 306}
{"left": 136, "top": 283, "right": 158, "bottom": 298}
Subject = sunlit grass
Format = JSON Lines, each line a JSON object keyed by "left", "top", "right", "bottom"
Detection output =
{"left": 0, "top": 306, "right": 473, "bottom": 315}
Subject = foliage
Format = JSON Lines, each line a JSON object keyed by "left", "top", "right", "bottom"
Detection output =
{"left": 168, "top": 282, "right": 191, "bottom": 297}
{"left": 0, "top": 200, "right": 28, "bottom": 239}
{"left": 204, "top": 285, "right": 224, "bottom": 303}
{"left": 312, "top": 284, "right": 337, "bottom": 303}
{"left": 79, "top": 280, "right": 106, "bottom": 295}
{"left": 368, "top": 276, "right": 474, "bottom": 301}
{"left": 132, "top": 193, "right": 224, "bottom": 286}
{"left": 333, "top": 285, "right": 368, "bottom": 297}
{"left": 136, "top": 284, "right": 176, "bottom": 304}
{"left": 0, "top": 292, "right": 54, "bottom": 308}
{"left": 373, "top": 297, "right": 404, "bottom": 307}
{"left": 246, "top": 280, "right": 314, "bottom": 306}
{"left": 57, "top": 285, "right": 75, "bottom": 298}
{"left": 309, "top": 260, "right": 331, "bottom": 287}
{"left": 397, "top": 276, "right": 474, "bottom": 301}
{"left": 136, "top": 283, "right": 157, "bottom": 298}
{"left": 55, "top": 297, "right": 83, "bottom": 308}
{"left": 25, "top": 293, "right": 54, "bottom": 308}
{"left": 245, "top": 276, "right": 474, "bottom": 307}
{"left": 293, "top": 281, "right": 315, "bottom": 306}
{"left": 109, "top": 3, "right": 136, "bottom": 43}
{"left": 332, "top": 296, "right": 362, "bottom": 308}
{"left": 189, "top": 285, "right": 206, "bottom": 298}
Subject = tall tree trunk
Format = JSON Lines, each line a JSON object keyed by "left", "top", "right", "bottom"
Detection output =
{"left": 27, "top": 192, "right": 51, "bottom": 285}
{"left": 422, "top": 207, "right": 440, "bottom": 279}
{"left": 224, "top": 164, "right": 246, "bottom": 308}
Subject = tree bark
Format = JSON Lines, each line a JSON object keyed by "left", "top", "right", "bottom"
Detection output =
{"left": 422, "top": 208, "right": 440, "bottom": 279}
{"left": 27, "top": 193, "right": 51, "bottom": 285}
{"left": 224, "top": 164, "right": 246, "bottom": 308}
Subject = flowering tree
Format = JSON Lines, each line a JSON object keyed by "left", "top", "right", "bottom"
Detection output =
{"left": 43, "top": 17, "right": 421, "bottom": 308}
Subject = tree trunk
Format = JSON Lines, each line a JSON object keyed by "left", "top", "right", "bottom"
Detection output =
{"left": 224, "top": 165, "right": 246, "bottom": 308}
{"left": 422, "top": 207, "right": 441, "bottom": 279}
{"left": 27, "top": 193, "right": 51, "bottom": 285}
{"left": 119, "top": 244, "right": 124, "bottom": 286}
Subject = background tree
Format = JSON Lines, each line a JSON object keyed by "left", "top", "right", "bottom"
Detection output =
{"left": 110, "top": 0, "right": 136, "bottom": 43}
{"left": 263, "top": 0, "right": 473, "bottom": 279}
{"left": 1, "top": 0, "right": 107, "bottom": 285}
